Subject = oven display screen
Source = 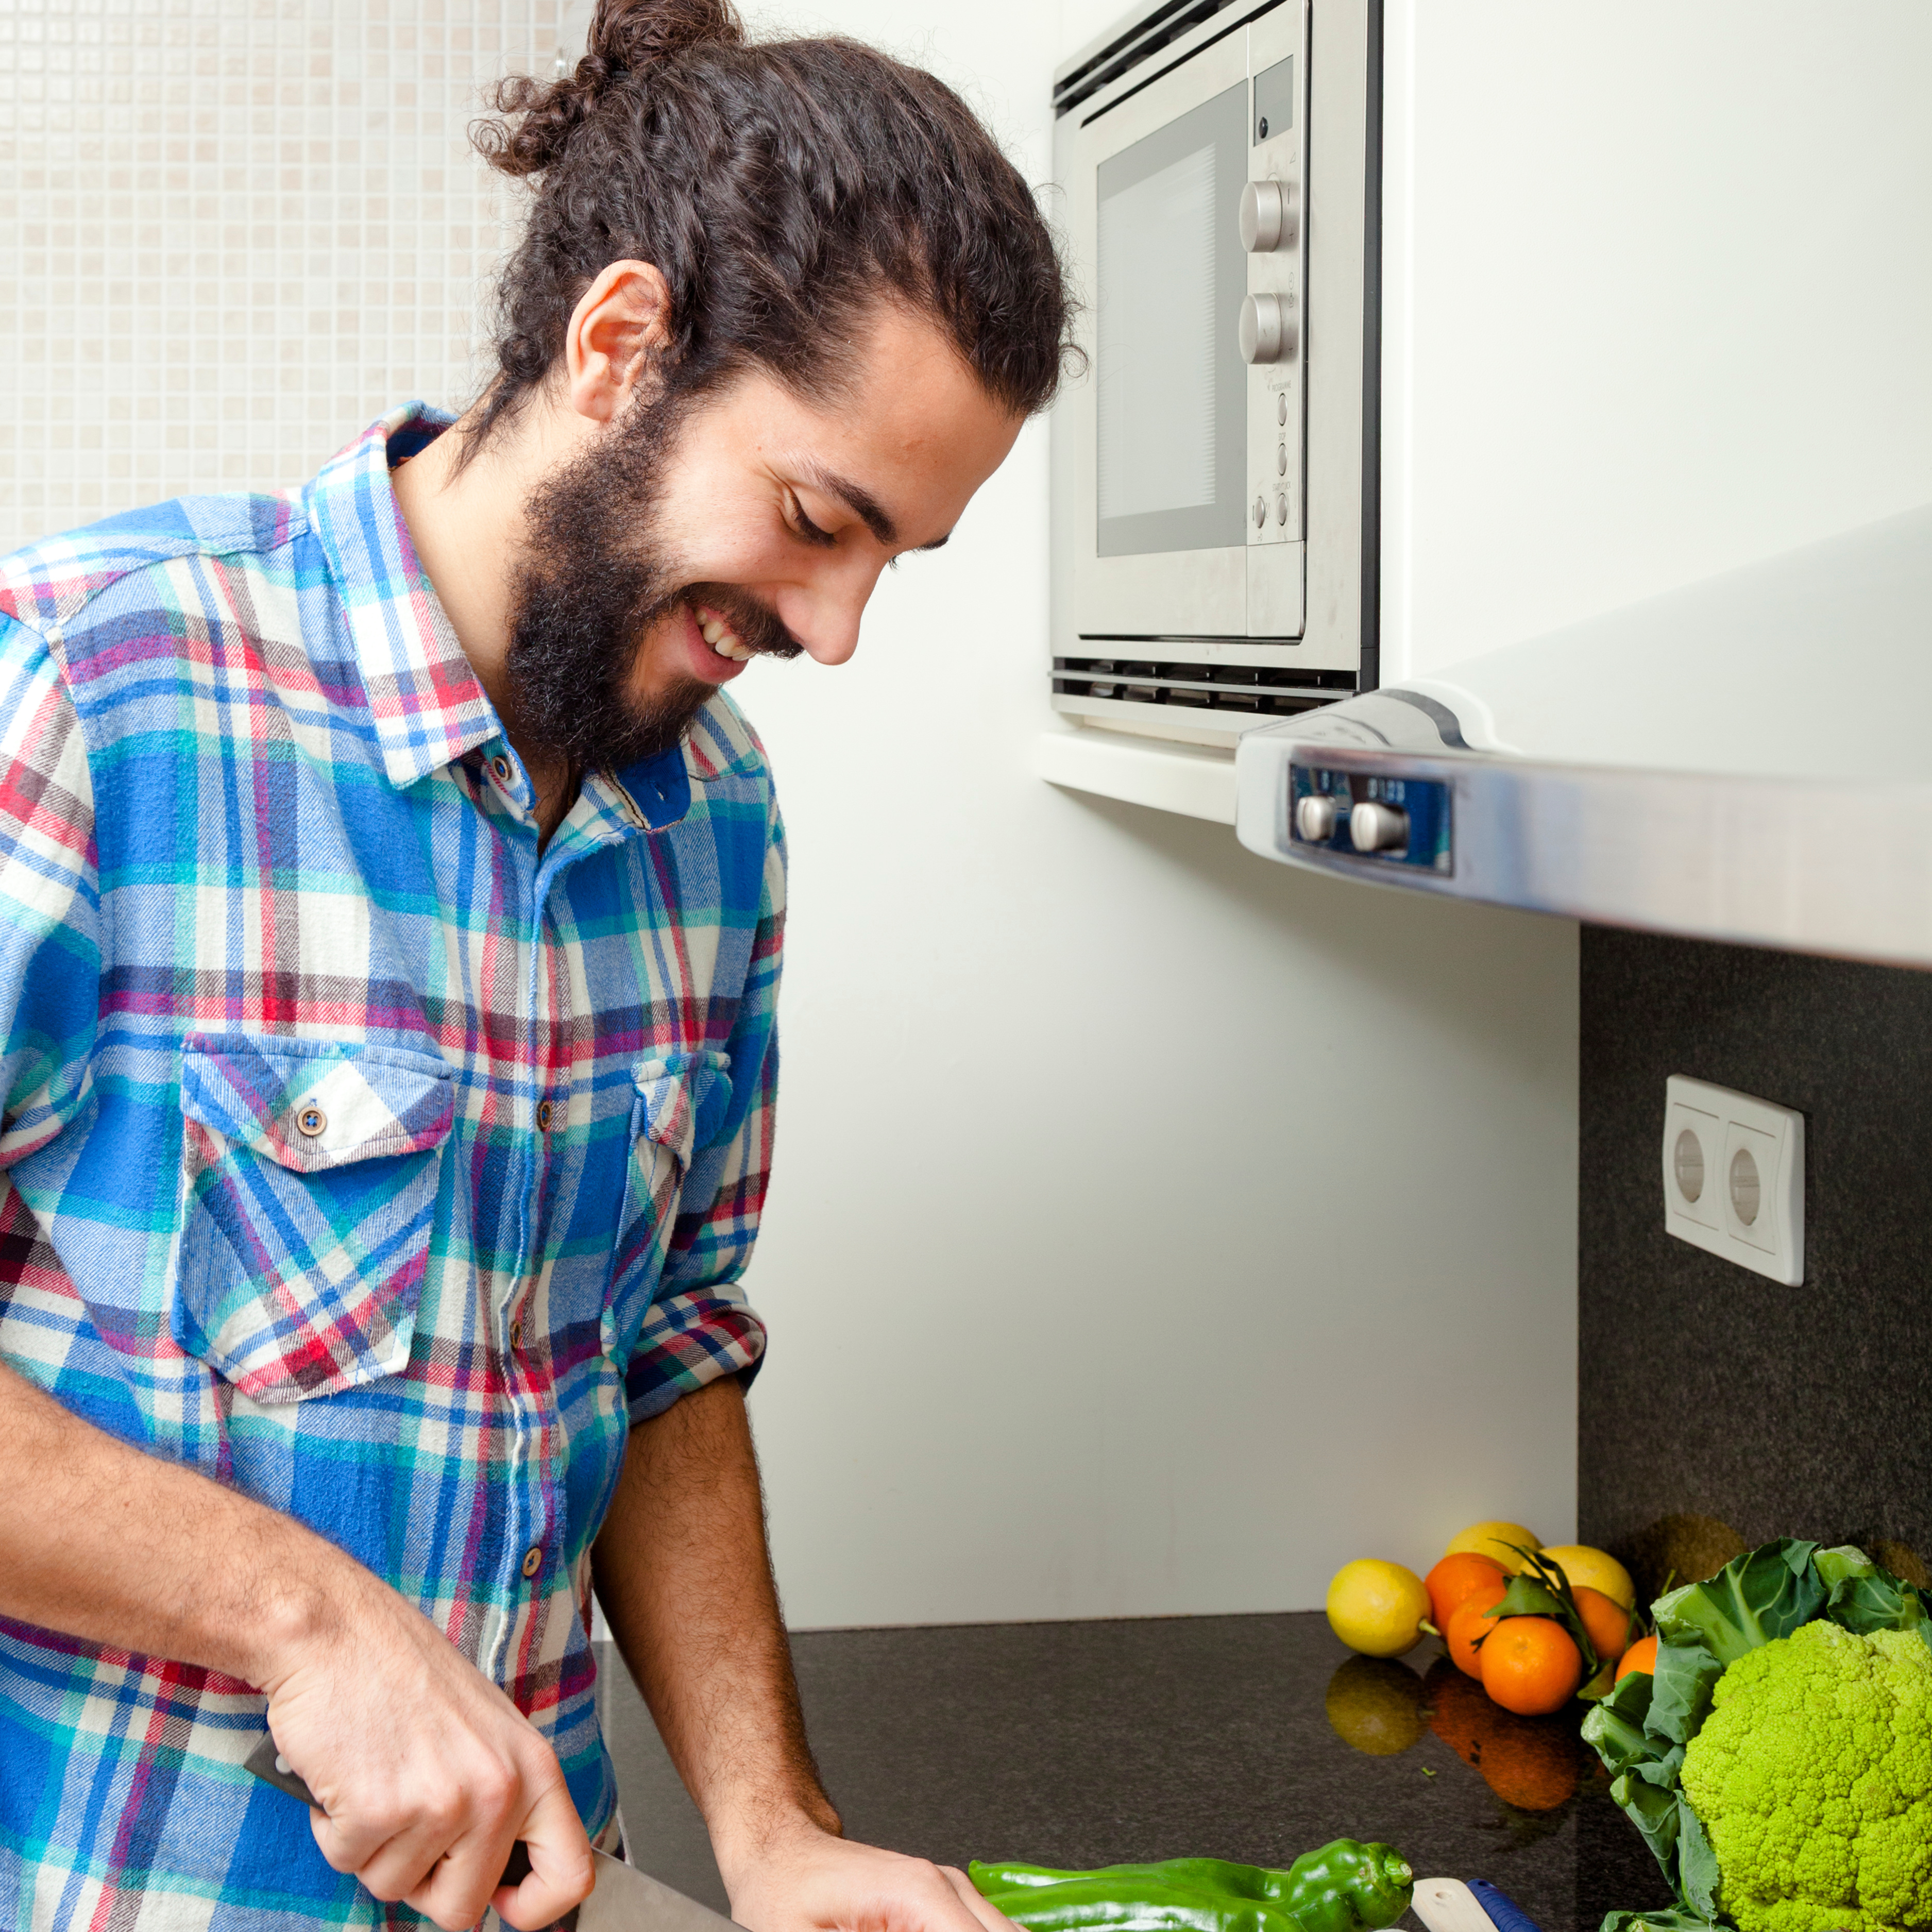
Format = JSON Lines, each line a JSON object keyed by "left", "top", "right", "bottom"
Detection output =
{"left": 1098, "top": 143, "right": 1217, "bottom": 520}
{"left": 1094, "top": 82, "right": 1247, "bottom": 558}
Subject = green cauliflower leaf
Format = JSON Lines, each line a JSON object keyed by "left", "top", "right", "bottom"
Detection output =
{"left": 1678, "top": 1620, "right": 1932, "bottom": 1932}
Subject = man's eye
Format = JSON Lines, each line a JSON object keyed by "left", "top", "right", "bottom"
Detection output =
{"left": 788, "top": 498, "right": 837, "bottom": 548}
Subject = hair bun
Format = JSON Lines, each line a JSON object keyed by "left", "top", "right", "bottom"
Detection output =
{"left": 477, "top": 0, "right": 744, "bottom": 178}
{"left": 588, "top": 0, "right": 744, "bottom": 77}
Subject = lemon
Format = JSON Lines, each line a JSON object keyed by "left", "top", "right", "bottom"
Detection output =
{"left": 1537, "top": 1544, "right": 1636, "bottom": 1610}
{"left": 1326, "top": 1558, "right": 1430, "bottom": 1657}
{"left": 1444, "top": 1521, "right": 1544, "bottom": 1573}
{"left": 1325, "top": 1655, "right": 1426, "bottom": 1755}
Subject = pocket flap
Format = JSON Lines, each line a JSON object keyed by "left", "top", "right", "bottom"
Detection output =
{"left": 632, "top": 1050, "right": 734, "bottom": 1168}
{"left": 181, "top": 1033, "right": 454, "bottom": 1174}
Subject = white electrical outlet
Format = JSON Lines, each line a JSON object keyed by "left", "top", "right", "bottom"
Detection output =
{"left": 1662, "top": 1076, "right": 1804, "bottom": 1284}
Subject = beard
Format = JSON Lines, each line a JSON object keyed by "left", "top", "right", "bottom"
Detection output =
{"left": 502, "top": 384, "right": 801, "bottom": 778}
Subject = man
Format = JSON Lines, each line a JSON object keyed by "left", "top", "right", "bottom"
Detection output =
{"left": 0, "top": 4, "right": 1072, "bottom": 1927}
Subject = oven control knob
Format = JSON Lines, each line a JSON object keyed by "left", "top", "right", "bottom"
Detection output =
{"left": 1239, "top": 295, "right": 1295, "bottom": 365}
{"left": 1294, "top": 794, "right": 1338, "bottom": 843}
{"left": 1348, "top": 801, "right": 1410, "bottom": 854}
{"left": 1239, "top": 179, "right": 1296, "bottom": 252}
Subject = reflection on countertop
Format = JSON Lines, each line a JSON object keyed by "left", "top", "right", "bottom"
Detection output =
{"left": 598, "top": 1612, "right": 1673, "bottom": 1932}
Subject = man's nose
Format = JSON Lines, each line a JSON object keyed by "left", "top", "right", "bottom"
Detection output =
{"left": 785, "top": 558, "right": 883, "bottom": 667}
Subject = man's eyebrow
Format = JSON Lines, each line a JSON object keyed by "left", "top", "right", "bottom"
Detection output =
{"left": 799, "top": 461, "right": 951, "bottom": 552}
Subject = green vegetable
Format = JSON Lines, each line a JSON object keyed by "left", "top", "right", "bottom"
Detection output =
{"left": 969, "top": 1841, "right": 1414, "bottom": 1932}
{"left": 1580, "top": 1539, "right": 1932, "bottom": 1932}
{"left": 965, "top": 1877, "right": 1300, "bottom": 1932}
{"left": 1678, "top": 1621, "right": 1932, "bottom": 1932}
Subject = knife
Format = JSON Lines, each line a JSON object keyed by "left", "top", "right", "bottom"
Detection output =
{"left": 1411, "top": 1878, "right": 1546, "bottom": 1932}
{"left": 244, "top": 1734, "right": 741, "bottom": 1932}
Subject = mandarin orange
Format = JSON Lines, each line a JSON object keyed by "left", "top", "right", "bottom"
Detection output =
{"left": 1424, "top": 1552, "right": 1507, "bottom": 1634}
{"left": 1616, "top": 1633, "right": 1659, "bottom": 1682}
{"left": 1479, "top": 1615, "right": 1584, "bottom": 1715}
{"left": 1445, "top": 1586, "right": 1506, "bottom": 1677}
{"left": 1574, "top": 1585, "right": 1634, "bottom": 1671}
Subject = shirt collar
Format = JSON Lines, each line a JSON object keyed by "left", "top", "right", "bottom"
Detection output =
{"left": 605, "top": 744, "right": 693, "bottom": 832}
{"left": 306, "top": 403, "right": 710, "bottom": 834}
{"left": 303, "top": 404, "right": 507, "bottom": 790}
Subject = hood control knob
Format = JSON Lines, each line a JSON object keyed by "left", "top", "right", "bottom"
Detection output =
{"left": 1239, "top": 294, "right": 1295, "bottom": 365}
{"left": 1294, "top": 794, "right": 1338, "bottom": 843}
{"left": 1239, "top": 179, "right": 1296, "bottom": 252}
{"left": 1348, "top": 801, "right": 1410, "bottom": 854}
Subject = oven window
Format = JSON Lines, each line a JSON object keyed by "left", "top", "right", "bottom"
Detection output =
{"left": 1095, "top": 81, "right": 1248, "bottom": 558}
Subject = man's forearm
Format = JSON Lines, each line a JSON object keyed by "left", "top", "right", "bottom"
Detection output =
{"left": 0, "top": 1356, "right": 596, "bottom": 1929}
{"left": 591, "top": 1376, "right": 840, "bottom": 1867}
{"left": 0, "top": 1357, "right": 345, "bottom": 1684}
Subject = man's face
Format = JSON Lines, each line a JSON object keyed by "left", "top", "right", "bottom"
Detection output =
{"left": 505, "top": 303, "right": 1024, "bottom": 773}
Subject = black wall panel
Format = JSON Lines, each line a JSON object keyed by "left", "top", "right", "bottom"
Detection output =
{"left": 1578, "top": 926, "right": 1932, "bottom": 1597}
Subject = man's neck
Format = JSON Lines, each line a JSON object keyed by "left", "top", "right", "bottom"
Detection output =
{"left": 392, "top": 407, "right": 580, "bottom": 838}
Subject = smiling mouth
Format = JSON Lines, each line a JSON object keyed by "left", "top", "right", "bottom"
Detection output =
{"left": 692, "top": 600, "right": 754, "bottom": 663}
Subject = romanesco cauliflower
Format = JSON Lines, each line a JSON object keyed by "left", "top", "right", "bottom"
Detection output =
{"left": 1679, "top": 1619, "right": 1932, "bottom": 1932}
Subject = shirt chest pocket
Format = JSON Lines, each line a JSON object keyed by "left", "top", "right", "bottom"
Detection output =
{"left": 602, "top": 1049, "right": 733, "bottom": 1361}
{"left": 170, "top": 1033, "right": 455, "bottom": 1403}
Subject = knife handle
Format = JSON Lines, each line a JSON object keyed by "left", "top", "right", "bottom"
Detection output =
{"left": 1467, "top": 1882, "right": 1545, "bottom": 1932}
{"left": 244, "top": 1734, "right": 534, "bottom": 1887}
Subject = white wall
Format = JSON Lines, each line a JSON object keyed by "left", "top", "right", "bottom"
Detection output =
{"left": 1381, "top": 0, "right": 1932, "bottom": 681}
{"left": 737, "top": 0, "right": 1580, "bottom": 1629}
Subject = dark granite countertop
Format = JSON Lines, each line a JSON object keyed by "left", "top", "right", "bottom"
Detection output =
{"left": 600, "top": 1612, "right": 1675, "bottom": 1932}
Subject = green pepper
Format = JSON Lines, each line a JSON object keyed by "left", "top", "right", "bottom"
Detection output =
{"left": 968, "top": 1840, "right": 1414, "bottom": 1932}
{"left": 969, "top": 1877, "right": 1302, "bottom": 1932}
{"left": 1253, "top": 1841, "right": 1414, "bottom": 1932}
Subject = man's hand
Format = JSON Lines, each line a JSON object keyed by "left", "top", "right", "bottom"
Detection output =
{"left": 0, "top": 1361, "right": 596, "bottom": 1929}
{"left": 258, "top": 1569, "right": 596, "bottom": 1931}
{"left": 593, "top": 1381, "right": 1021, "bottom": 1932}
{"left": 719, "top": 1818, "right": 1022, "bottom": 1932}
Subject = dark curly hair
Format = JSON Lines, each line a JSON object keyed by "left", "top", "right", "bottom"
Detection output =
{"left": 465, "top": 0, "right": 1078, "bottom": 455}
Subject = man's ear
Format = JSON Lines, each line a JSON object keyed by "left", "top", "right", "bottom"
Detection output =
{"left": 565, "top": 261, "right": 674, "bottom": 423}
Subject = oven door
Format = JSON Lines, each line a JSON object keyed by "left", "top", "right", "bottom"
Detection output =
{"left": 1053, "top": 2, "right": 1309, "bottom": 646}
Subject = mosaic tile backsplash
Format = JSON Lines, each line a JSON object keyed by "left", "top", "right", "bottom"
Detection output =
{"left": 0, "top": 0, "right": 564, "bottom": 547}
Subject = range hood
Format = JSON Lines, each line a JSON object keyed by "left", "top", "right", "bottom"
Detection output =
{"left": 1235, "top": 503, "right": 1932, "bottom": 968}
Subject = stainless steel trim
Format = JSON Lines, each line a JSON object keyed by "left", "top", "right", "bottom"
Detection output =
{"left": 1236, "top": 503, "right": 1932, "bottom": 965}
{"left": 1236, "top": 725, "right": 1932, "bottom": 969}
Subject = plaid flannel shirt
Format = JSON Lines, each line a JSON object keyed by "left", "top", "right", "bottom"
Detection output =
{"left": 0, "top": 406, "right": 783, "bottom": 1928}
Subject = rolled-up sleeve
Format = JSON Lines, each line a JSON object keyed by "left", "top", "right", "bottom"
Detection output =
{"left": 623, "top": 796, "right": 785, "bottom": 1423}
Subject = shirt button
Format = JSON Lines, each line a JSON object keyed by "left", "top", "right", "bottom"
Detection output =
{"left": 521, "top": 1545, "right": 543, "bottom": 1580}
{"left": 536, "top": 1099, "right": 553, "bottom": 1131}
{"left": 491, "top": 753, "right": 513, "bottom": 785}
{"left": 295, "top": 1104, "right": 327, "bottom": 1138}
{"left": 509, "top": 1317, "right": 522, "bottom": 1348}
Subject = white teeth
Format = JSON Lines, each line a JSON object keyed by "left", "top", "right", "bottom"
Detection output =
{"left": 693, "top": 604, "right": 753, "bottom": 663}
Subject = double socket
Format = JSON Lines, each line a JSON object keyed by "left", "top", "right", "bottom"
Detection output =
{"left": 1662, "top": 1075, "right": 1804, "bottom": 1286}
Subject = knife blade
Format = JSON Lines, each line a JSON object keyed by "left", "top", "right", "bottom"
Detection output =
{"left": 575, "top": 1853, "right": 742, "bottom": 1932}
{"left": 243, "top": 1734, "right": 741, "bottom": 1931}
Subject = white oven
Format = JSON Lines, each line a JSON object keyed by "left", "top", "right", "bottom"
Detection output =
{"left": 1050, "top": 0, "right": 1380, "bottom": 746}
